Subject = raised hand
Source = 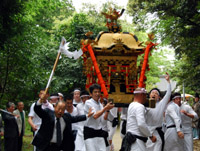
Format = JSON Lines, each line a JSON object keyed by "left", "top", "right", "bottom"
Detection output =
{"left": 105, "top": 102, "right": 115, "bottom": 111}
{"left": 165, "top": 72, "right": 170, "bottom": 83}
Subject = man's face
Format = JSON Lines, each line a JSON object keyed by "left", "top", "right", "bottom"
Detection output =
{"left": 8, "top": 104, "right": 15, "bottom": 113}
{"left": 195, "top": 97, "right": 199, "bottom": 102}
{"left": 54, "top": 102, "right": 66, "bottom": 118}
{"left": 91, "top": 89, "right": 101, "bottom": 101}
{"left": 150, "top": 90, "right": 160, "bottom": 101}
{"left": 81, "top": 96, "right": 90, "bottom": 103}
{"left": 17, "top": 102, "right": 24, "bottom": 112}
{"left": 74, "top": 91, "right": 81, "bottom": 102}
{"left": 174, "top": 97, "right": 181, "bottom": 106}
{"left": 59, "top": 96, "right": 63, "bottom": 101}
{"left": 50, "top": 98, "right": 59, "bottom": 105}
{"left": 39, "top": 90, "right": 49, "bottom": 101}
{"left": 66, "top": 99, "right": 73, "bottom": 110}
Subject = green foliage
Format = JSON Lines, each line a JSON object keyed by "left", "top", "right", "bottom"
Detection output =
{"left": 127, "top": 0, "right": 200, "bottom": 92}
{"left": 0, "top": 0, "right": 76, "bottom": 108}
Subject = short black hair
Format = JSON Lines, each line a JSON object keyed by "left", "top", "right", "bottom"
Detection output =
{"left": 89, "top": 84, "right": 101, "bottom": 94}
{"left": 172, "top": 92, "right": 181, "bottom": 100}
{"left": 50, "top": 93, "right": 59, "bottom": 97}
{"left": 149, "top": 88, "right": 161, "bottom": 96}
{"left": 80, "top": 90, "right": 90, "bottom": 96}
{"left": 195, "top": 93, "right": 199, "bottom": 98}
{"left": 64, "top": 95, "right": 73, "bottom": 102}
{"left": 6, "top": 102, "right": 15, "bottom": 109}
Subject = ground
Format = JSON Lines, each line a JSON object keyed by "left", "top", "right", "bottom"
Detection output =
{"left": 112, "top": 128, "right": 200, "bottom": 151}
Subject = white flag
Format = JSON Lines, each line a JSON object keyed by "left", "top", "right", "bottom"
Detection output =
{"left": 59, "top": 37, "right": 83, "bottom": 60}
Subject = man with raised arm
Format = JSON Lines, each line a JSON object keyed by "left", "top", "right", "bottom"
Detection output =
{"left": 32, "top": 91, "right": 93, "bottom": 151}
{"left": 146, "top": 73, "right": 171, "bottom": 151}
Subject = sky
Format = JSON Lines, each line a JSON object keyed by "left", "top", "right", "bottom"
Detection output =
{"left": 72, "top": 0, "right": 128, "bottom": 10}
{"left": 72, "top": 0, "right": 132, "bottom": 22}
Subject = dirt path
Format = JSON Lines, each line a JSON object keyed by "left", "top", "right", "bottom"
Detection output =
{"left": 112, "top": 127, "right": 200, "bottom": 151}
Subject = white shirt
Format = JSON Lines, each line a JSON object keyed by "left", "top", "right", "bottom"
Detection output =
{"left": 165, "top": 102, "right": 182, "bottom": 132}
{"left": 180, "top": 103, "right": 198, "bottom": 133}
{"left": 77, "top": 102, "right": 85, "bottom": 115}
{"left": 28, "top": 101, "right": 54, "bottom": 128}
{"left": 77, "top": 102, "right": 86, "bottom": 127}
{"left": 73, "top": 99, "right": 82, "bottom": 106}
{"left": 66, "top": 106, "right": 79, "bottom": 130}
{"left": 120, "top": 108, "right": 128, "bottom": 120}
{"left": 84, "top": 98, "right": 104, "bottom": 130}
{"left": 127, "top": 102, "right": 151, "bottom": 137}
{"left": 50, "top": 117, "right": 66, "bottom": 143}
{"left": 109, "top": 107, "right": 118, "bottom": 118}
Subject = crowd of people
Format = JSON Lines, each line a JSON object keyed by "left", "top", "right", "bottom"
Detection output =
{"left": 0, "top": 73, "right": 200, "bottom": 151}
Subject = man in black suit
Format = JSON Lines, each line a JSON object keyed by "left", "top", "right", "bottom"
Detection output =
{"left": 32, "top": 93, "right": 93, "bottom": 151}
{"left": 1, "top": 102, "right": 19, "bottom": 151}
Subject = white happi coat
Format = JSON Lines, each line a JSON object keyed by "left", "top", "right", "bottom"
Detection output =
{"left": 107, "top": 107, "right": 118, "bottom": 140}
{"left": 84, "top": 98, "right": 106, "bottom": 151}
{"left": 120, "top": 107, "right": 128, "bottom": 139}
{"left": 75, "top": 102, "right": 86, "bottom": 151}
{"left": 127, "top": 102, "right": 152, "bottom": 151}
{"left": 164, "top": 102, "right": 183, "bottom": 151}
{"left": 146, "top": 82, "right": 171, "bottom": 151}
{"left": 180, "top": 103, "right": 198, "bottom": 151}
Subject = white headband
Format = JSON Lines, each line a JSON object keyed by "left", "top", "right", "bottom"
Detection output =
{"left": 80, "top": 95, "right": 90, "bottom": 98}
{"left": 172, "top": 96, "right": 181, "bottom": 100}
{"left": 74, "top": 89, "right": 80, "bottom": 92}
{"left": 134, "top": 88, "right": 147, "bottom": 94}
{"left": 50, "top": 96, "right": 59, "bottom": 99}
{"left": 151, "top": 89, "right": 160, "bottom": 96}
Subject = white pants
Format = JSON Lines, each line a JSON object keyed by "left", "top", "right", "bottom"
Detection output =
{"left": 85, "top": 137, "right": 106, "bottom": 151}
{"left": 107, "top": 121, "right": 117, "bottom": 140}
{"left": 146, "top": 130, "right": 162, "bottom": 151}
{"left": 74, "top": 128, "right": 86, "bottom": 151}
{"left": 182, "top": 133, "right": 193, "bottom": 151}
{"left": 164, "top": 128, "right": 184, "bottom": 151}
{"left": 131, "top": 139, "right": 146, "bottom": 151}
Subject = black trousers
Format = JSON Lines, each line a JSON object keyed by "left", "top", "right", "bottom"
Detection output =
{"left": 36, "top": 143, "right": 61, "bottom": 151}
{"left": 4, "top": 137, "right": 18, "bottom": 151}
{"left": 18, "top": 135, "right": 23, "bottom": 151}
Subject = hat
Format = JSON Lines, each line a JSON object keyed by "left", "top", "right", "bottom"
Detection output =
{"left": 58, "top": 93, "right": 64, "bottom": 97}
{"left": 133, "top": 88, "right": 147, "bottom": 94}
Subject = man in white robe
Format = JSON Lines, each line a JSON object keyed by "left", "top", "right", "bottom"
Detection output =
{"left": 84, "top": 84, "right": 114, "bottom": 151}
{"left": 180, "top": 100, "right": 198, "bottom": 151}
{"left": 164, "top": 92, "right": 184, "bottom": 151}
{"left": 75, "top": 90, "right": 90, "bottom": 151}
{"left": 146, "top": 73, "right": 171, "bottom": 151}
{"left": 120, "top": 88, "right": 156, "bottom": 151}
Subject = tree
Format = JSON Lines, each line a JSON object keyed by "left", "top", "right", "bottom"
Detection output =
{"left": 127, "top": 0, "right": 200, "bottom": 92}
{"left": 0, "top": 0, "right": 75, "bottom": 106}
